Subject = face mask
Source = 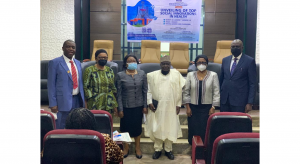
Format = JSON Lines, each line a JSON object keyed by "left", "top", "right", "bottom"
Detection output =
{"left": 231, "top": 48, "right": 241, "bottom": 57}
{"left": 127, "top": 63, "right": 137, "bottom": 70}
{"left": 197, "top": 64, "right": 206, "bottom": 72}
{"left": 98, "top": 60, "right": 107, "bottom": 66}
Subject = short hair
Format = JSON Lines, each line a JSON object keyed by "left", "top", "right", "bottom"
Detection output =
{"left": 232, "top": 39, "right": 244, "bottom": 47}
{"left": 95, "top": 49, "right": 108, "bottom": 59}
{"left": 123, "top": 54, "right": 139, "bottom": 69}
{"left": 65, "top": 108, "right": 97, "bottom": 130}
{"left": 63, "top": 39, "right": 75, "bottom": 47}
{"left": 194, "top": 55, "right": 209, "bottom": 65}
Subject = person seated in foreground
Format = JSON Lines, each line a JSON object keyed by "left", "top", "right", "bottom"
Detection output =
{"left": 65, "top": 108, "right": 123, "bottom": 163}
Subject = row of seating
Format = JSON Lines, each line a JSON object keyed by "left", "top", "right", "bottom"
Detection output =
{"left": 88, "top": 40, "right": 190, "bottom": 74}
{"left": 192, "top": 112, "right": 259, "bottom": 164}
{"left": 40, "top": 110, "right": 121, "bottom": 164}
{"left": 89, "top": 40, "right": 234, "bottom": 72}
{"left": 41, "top": 110, "right": 259, "bottom": 164}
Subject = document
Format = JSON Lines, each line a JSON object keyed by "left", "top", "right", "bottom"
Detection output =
{"left": 113, "top": 131, "right": 132, "bottom": 142}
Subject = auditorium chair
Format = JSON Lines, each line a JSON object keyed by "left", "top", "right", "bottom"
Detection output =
{"left": 169, "top": 42, "right": 190, "bottom": 74}
{"left": 192, "top": 112, "right": 253, "bottom": 164}
{"left": 188, "top": 63, "right": 222, "bottom": 78}
{"left": 137, "top": 63, "right": 174, "bottom": 74}
{"left": 213, "top": 40, "right": 233, "bottom": 64}
{"left": 112, "top": 60, "right": 124, "bottom": 72}
{"left": 40, "top": 110, "right": 55, "bottom": 152}
{"left": 42, "top": 129, "right": 106, "bottom": 164}
{"left": 211, "top": 133, "right": 259, "bottom": 164}
{"left": 81, "top": 61, "right": 119, "bottom": 81}
{"left": 41, "top": 60, "right": 49, "bottom": 103}
{"left": 90, "top": 110, "right": 113, "bottom": 137}
{"left": 140, "top": 40, "right": 161, "bottom": 63}
{"left": 90, "top": 110, "right": 123, "bottom": 150}
{"left": 91, "top": 40, "right": 114, "bottom": 61}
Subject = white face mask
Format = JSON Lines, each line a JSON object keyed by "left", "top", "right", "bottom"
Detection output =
{"left": 197, "top": 64, "right": 206, "bottom": 71}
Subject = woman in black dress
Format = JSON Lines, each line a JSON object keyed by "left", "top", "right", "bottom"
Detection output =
{"left": 183, "top": 55, "right": 220, "bottom": 145}
{"left": 115, "top": 54, "right": 148, "bottom": 159}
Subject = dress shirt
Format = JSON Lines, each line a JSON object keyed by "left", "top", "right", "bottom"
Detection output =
{"left": 230, "top": 53, "right": 242, "bottom": 71}
{"left": 63, "top": 54, "right": 79, "bottom": 95}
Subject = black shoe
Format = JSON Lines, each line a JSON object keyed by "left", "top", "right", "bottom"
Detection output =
{"left": 123, "top": 150, "right": 129, "bottom": 158}
{"left": 152, "top": 151, "right": 162, "bottom": 159}
{"left": 135, "top": 151, "right": 143, "bottom": 159}
{"left": 165, "top": 151, "right": 174, "bottom": 160}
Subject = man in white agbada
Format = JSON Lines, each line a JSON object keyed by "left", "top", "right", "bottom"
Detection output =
{"left": 144, "top": 55, "right": 185, "bottom": 160}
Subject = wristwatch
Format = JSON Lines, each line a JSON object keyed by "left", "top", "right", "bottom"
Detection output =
{"left": 212, "top": 106, "right": 215, "bottom": 109}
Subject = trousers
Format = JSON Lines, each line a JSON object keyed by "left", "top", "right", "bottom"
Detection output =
{"left": 56, "top": 94, "right": 83, "bottom": 129}
{"left": 154, "top": 138, "right": 173, "bottom": 152}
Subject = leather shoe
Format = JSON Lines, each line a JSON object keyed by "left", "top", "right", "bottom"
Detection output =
{"left": 135, "top": 151, "right": 142, "bottom": 159}
{"left": 165, "top": 151, "right": 174, "bottom": 160}
{"left": 152, "top": 151, "right": 162, "bottom": 159}
{"left": 123, "top": 150, "right": 129, "bottom": 158}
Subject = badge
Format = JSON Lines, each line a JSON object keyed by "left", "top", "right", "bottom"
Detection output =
{"left": 67, "top": 70, "right": 70, "bottom": 73}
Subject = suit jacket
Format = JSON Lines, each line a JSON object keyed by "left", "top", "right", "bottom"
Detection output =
{"left": 183, "top": 71, "right": 220, "bottom": 107}
{"left": 47, "top": 56, "right": 85, "bottom": 111}
{"left": 219, "top": 54, "right": 256, "bottom": 106}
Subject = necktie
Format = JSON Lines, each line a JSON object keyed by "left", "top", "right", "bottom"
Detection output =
{"left": 230, "top": 57, "right": 238, "bottom": 76}
{"left": 69, "top": 61, "right": 78, "bottom": 89}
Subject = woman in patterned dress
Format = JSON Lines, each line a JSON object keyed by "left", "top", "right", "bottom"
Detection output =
{"left": 83, "top": 49, "right": 118, "bottom": 114}
{"left": 65, "top": 108, "right": 123, "bottom": 163}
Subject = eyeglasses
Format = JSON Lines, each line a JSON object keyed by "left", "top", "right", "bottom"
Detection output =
{"left": 196, "top": 62, "right": 207, "bottom": 65}
{"left": 97, "top": 57, "right": 108, "bottom": 60}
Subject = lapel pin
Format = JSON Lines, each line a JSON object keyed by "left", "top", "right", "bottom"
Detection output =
{"left": 67, "top": 70, "right": 70, "bottom": 73}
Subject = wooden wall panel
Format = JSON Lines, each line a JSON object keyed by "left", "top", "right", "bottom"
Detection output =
{"left": 90, "top": 0, "right": 121, "bottom": 12}
{"left": 203, "top": 0, "right": 236, "bottom": 60}
{"left": 204, "top": 13, "right": 236, "bottom": 35}
{"left": 205, "top": 0, "right": 236, "bottom": 13}
{"left": 90, "top": 12, "right": 121, "bottom": 34}
{"left": 90, "top": 0, "right": 121, "bottom": 60}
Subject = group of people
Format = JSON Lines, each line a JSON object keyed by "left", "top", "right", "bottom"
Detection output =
{"left": 47, "top": 39, "right": 256, "bottom": 161}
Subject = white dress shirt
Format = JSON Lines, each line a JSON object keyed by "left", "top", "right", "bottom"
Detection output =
{"left": 63, "top": 54, "right": 79, "bottom": 95}
{"left": 230, "top": 53, "right": 242, "bottom": 71}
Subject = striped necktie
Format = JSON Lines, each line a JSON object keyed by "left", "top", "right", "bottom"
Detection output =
{"left": 230, "top": 57, "right": 238, "bottom": 76}
{"left": 69, "top": 61, "right": 78, "bottom": 89}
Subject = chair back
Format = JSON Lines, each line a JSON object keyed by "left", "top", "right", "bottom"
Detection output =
{"left": 205, "top": 112, "right": 253, "bottom": 164}
{"left": 169, "top": 42, "right": 189, "bottom": 74}
{"left": 41, "top": 110, "right": 55, "bottom": 152}
{"left": 140, "top": 40, "right": 161, "bottom": 63}
{"left": 212, "top": 133, "right": 259, "bottom": 164}
{"left": 91, "top": 40, "right": 114, "bottom": 61}
{"left": 214, "top": 40, "right": 233, "bottom": 64}
{"left": 137, "top": 63, "right": 174, "bottom": 74}
{"left": 43, "top": 129, "right": 106, "bottom": 164}
{"left": 90, "top": 110, "right": 113, "bottom": 137}
{"left": 41, "top": 60, "right": 50, "bottom": 79}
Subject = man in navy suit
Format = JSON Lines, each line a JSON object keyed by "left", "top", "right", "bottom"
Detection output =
{"left": 48, "top": 40, "right": 85, "bottom": 129}
{"left": 219, "top": 39, "right": 256, "bottom": 113}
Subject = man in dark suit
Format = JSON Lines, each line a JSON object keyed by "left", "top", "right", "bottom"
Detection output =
{"left": 48, "top": 40, "right": 85, "bottom": 129}
{"left": 219, "top": 39, "right": 256, "bottom": 113}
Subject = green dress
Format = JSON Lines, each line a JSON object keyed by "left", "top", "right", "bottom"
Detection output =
{"left": 83, "top": 65, "right": 118, "bottom": 112}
